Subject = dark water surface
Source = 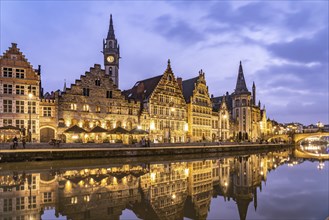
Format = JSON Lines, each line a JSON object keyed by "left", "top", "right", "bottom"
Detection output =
{"left": 0, "top": 145, "right": 328, "bottom": 220}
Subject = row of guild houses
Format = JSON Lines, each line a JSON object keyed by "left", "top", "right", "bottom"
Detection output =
{"left": 0, "top": 15, "right": 273, "bottom": 144}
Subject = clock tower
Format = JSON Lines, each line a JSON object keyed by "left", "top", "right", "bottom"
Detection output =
{"left": 103, "top": 14, "right": 120, "bottom": 87}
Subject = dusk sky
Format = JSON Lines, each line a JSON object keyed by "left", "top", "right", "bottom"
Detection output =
{"left": 1, "top": 1, "right": 328, "bottom": 125}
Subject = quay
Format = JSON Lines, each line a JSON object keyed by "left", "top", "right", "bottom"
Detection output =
{"left": 0, "top": 142, "right": 293, "bottom": 163}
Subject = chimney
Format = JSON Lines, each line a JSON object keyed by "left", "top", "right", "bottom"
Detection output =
{"left": 177, "top": 77, "right": 183, "bottom": 90}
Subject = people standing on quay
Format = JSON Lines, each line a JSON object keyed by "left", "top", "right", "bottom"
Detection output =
{"left": 13, "top": 136, "right": 18, "bottom": 149}
{"left": 22, "top": 137, "right": 26, "bottom": 149}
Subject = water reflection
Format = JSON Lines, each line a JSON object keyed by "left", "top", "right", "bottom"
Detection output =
{"left": 0, "top": 146, "right": 328, "bottom": 220}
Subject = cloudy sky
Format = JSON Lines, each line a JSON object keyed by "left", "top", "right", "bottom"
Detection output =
{"left": 1, "top": 1, "right": 328, "bottom": 125}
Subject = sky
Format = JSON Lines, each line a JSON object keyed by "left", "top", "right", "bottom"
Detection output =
{"left": 1, "top": 1, "right": 328, "bottom": 125}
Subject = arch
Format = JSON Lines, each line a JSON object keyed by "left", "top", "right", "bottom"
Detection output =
{"left": 40, "top": 127, "right": 55, "bottom": 142}
{"left": 293, "top": 132, "right": 329, "bottom": 143}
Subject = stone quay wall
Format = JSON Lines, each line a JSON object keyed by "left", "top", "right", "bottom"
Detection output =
{"left": 0, "top": 142, "right": 292, "bottom": 163}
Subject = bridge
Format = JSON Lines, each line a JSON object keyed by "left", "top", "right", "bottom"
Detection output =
{"left": 293, "top": 131, "right": 329, "bottom": 143}
{"left": 293, "top": 148, "right": 329, "bottom": 160}
{"left": 265, "top": 131, "right": 329, "bottom": 143}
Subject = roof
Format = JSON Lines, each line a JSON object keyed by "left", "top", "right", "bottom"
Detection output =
{"left": 64, "top": 125, "right": 88, "bottom": 133}
{"left": 123, "top": 75, "right": 163, "bottom": 101}
{"left": 89, "top": 125, "right": 108, "bottom": 133}
{"left": 182, "top": 76, "right": 198, "bottom": 103}
{"left": 234, "top": 61, "right": 250, "bottom": 95}
{"left": 108, "top": 126, "right": 129, "bottom": 134}
{"left": 211, "top": 94, "right": 233, "bottom": 112}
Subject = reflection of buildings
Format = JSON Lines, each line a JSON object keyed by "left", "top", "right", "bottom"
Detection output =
{"left": 139, "top": 162, "right": 188, "bottom": 220}
{"left": 0, "top": 151, "right": 293, "bottom": 219}
{"left": 184, "top": 160, "right": 213, "bottom": 220}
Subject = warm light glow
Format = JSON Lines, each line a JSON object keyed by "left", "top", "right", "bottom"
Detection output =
{"left": 65, "top": 120, "right": 71, "bottom": 127}
{"left": 137, "top": 125, "right": 141, "bottom": 129}
{"left": 184, "top": 168, "right": 189, "bottom": 176}
{"left": 260, "top": 171, "right": 264, "bottom": 175}
{"left": 150, "top": 121, "right": 155, "bottom": 130}
{"left": 150, "top": 172, "right": 156, "bottom": 182}
{"left": 28, "top": 93, "right": 33, "bottom": 99}
{"left": 184, "top": 123, "right": 188, "bottom": 132}
{"left": 224, "top": 181, "right": 228, "bottom": 186}
{"left": 172, "top": 194, "right": 176, "bottom": 199}
{"left": 72, "top": 135, "right": 79, "bottom": 139}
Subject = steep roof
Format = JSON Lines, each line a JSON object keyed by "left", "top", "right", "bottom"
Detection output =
{"left": 234, "top": 61, "right": 250, "bottom": 95}
{"left": 123, "top": 75, "right": 163, "bottom": 101}
{"left": 182, "top": 76, "right": 198, "bottom": 103}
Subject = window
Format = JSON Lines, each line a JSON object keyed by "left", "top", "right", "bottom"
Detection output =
{"left": 71, "top": 196, "right": 78, "bottom": 204}
{"left": 106, "top": 91, "right": 112, "bottom": 98}
{"left": 16, "top": 120, "right": 24, "bottom": 129}
{"left": 43, "top": 107, "right": 51, "bottom": 117}
{"left": 16, "top": 197, "right": 25, "bottom": 210}
{"left": 70, "top": 103, "right": 77, "bottom": 110}
{"left": 95, "top": 79, "right": 101, "bottom": 86}
{"left": 28, "top": 101, "right": 36, "bottom": 114}
{"left": 3, "top": 100, "right": 13, "bottom": 113}
{"left": 109, "top": 67, "right": 112, "bottom": 76}
{"left": 28, "top": 196, "right": 37, "bottom": 209}
{"left": 84, "top": 195, "right": 90, "bottom": 202}
{"left": 3, "top": 84, "right": 13, "bottom": 94}
{"left": 95, "top": 106, "right": 100, "bottom": 113}
{"left": 3, "top": 119, "right": 12, "bottom": 126}
{"left": 16, "top": 101, "right": 24, "bottom": 113}
{"left": 16, "top": 68, "right": 25, "bottom": 78}
{"left": 16, "top": 85, "right": 25, "bottom": 95}
{"left": 153, "top": 106, "right": 158, "bottom": 115}
{"left": 128, "top": 108, "right": 133, "bottom": 115}
{"left": 3, "top": 67, "right": 13, "bottom": 77}
{"left": 44, "top": 192, "right": 52, "bottom": 203}
{"left": 3, "top": 198, "right": 12, "bottom": 212}
{"left": 83, "top": 88, "right": 90, "bottom": 96}
{"left": 83, "top": 104, "right": 89, "bottom": 112}
{"left": 28, "top": 86, "right": 37, "bottom": 96}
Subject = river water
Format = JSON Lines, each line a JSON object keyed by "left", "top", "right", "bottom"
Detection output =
{"left": 0, "top": 145, "right": 328, "bottom": 220}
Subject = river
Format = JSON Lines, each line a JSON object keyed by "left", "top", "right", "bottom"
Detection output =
{"left": 0, "top": 145, "right": 328, "bottom": 220}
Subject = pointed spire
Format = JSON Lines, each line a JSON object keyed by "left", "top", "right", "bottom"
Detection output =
{"left": 252, "top": 81, "right": 255, "bottom": 88}
{"left": 235, "top": 61, "right": 249, "bottom": 94}
{"left": 107, "top": 14, "right": 115, "bottom": 39}
{"left": 166, "top": 59, "right": 172, "bottom": 72}
{"left": 63, "top": 79, "right": 67, "bottom": 92}
{"left": 258, "top": 100, "right": 261, "bottom": 108}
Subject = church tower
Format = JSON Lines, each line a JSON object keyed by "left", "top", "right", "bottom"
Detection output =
{"left": 232, "top": 61, "right": 252, "bottom": 140}
{"left": 103, "top": 14, "right": 120, "bottom": 87}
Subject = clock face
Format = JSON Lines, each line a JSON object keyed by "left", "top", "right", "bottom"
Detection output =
{"left": 107, "top": 55, "right": 115, "bottom": 63}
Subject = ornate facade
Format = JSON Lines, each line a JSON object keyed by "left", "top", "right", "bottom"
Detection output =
{"left": 125, "top": 60, "right": 188, "bottom": 143}
{"left": 0, "top": 15, "right": 274, "bottom": 144}
{"left": 0, "top": 43, "right": 42, "bottom": 142}
{"left": 182, "top": 70, "right": 213, "bottom": 142}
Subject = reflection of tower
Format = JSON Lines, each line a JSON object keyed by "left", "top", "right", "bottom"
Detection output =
{"left": 231, "top": 155, "right": 264, "bottom": 220}
{"left": 103, "top": 14, "right": 120, "bottom": 87}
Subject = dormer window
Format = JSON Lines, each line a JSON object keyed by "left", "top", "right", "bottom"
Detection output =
{"left": 106, "top": 91, "right": 113, "bottom": 98}
{"left": 95, "top": 79, "right": 101, "bottom": 86}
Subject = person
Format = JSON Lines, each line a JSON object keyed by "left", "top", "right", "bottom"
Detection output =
{"left": 146, "top": 138, "right": 151, "bottom": 147}
{"left": 13, "top": 136, "right": 18, "bottom": 149}
{"left": 22, "top": 137, "right": 26, "bottom": 149}
{"left": 141, "top": 138, "right": 146, "bottom": 147}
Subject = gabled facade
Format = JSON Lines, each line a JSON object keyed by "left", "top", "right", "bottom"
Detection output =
{"left": 0, "top": 43, "right": 41, "bottom": 142}
{"left": 56, "top": 64, "right": 139, "bottom": 143}
{"left": 182, "top": 70, "right": 212, "bottom": 142}
{"left": 125, "top": 60, "right": 187, "bottom": 143}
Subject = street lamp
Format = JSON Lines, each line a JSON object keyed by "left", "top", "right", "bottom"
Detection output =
{"left": 28, "top": 93, "right": 33, "bottom": 142}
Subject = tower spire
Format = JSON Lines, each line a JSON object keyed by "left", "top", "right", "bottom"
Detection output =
{"left": 252, "top": 81, "right": 256, "bottom": 106}
{"left": 235, "top": 61, "right": 249, "bottom": 94}
{"left": 107, "top": 14, "right": 115, "bottom": 39}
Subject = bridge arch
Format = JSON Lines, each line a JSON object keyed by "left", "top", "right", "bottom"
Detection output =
{"left": 293, "top": 132, "right": 329, "bottom": 143}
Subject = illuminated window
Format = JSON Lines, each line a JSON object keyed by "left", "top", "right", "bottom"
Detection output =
{"left": 70, "top": 103, "right": 77, "bottom": 110}
{"left": 83, "top": 104, "right": 89, "bottom": 112}
{"left": 95, "top": 106, "right": 101, "bottom": 113}
{"left": 71, "top": 196, "right": 78, "bottom": 204}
